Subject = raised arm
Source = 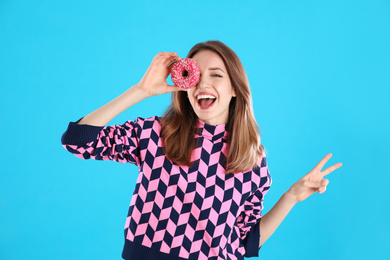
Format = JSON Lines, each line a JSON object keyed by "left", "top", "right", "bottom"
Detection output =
{"left": 259, "top": 153, "right": 343, "bottom": 247}
{"left": 77, "top": 51, "right": 183, "bottom": 126}
{"left": 61, "top": 52, "right": 184, "bottom": 164}
{"left": 76, "top": 85, "right": 149, "bottom": 126}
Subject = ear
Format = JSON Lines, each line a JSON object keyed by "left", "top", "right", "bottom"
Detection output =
{"left": 232, "top": 88, "right": 237, "bottom": 97}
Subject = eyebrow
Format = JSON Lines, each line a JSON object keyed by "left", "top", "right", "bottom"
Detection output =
{"left": 208, "top": 67, "right": 225, "bottom": 74}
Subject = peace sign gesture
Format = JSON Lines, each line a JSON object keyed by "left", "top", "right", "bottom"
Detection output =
{"left": 287, "top": 153, "right": 343, "bottom": 203}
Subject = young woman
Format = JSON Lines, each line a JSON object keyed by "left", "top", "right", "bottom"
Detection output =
{"left": 61, "top": 40, "right": 342, "bottom": 260}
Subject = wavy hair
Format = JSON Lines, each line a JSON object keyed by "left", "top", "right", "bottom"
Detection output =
{"left": 160, "top": 40, "right": 264, "bottom": 174}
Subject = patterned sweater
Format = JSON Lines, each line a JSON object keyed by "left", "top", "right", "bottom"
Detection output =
{"left": 61, "top": 115, "right": 272, "bottom": 260}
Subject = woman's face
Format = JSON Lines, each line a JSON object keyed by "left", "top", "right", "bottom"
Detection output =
{"left": 187, "top": 50, "right": 236, "bottom": 125}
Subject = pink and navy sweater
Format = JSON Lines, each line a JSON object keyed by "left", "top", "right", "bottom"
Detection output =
{"left": 61, "top": 115, "right": 272, "bottom": 260}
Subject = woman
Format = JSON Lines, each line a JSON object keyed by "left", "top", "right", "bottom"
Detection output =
{"left": 61, "top": 40, "right": 342, "bottom": 260}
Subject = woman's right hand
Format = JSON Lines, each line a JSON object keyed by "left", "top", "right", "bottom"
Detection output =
{"left": 136, "top": 51, "right": 184, "bottom": 97}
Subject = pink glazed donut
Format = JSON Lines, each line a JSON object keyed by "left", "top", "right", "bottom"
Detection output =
{"left": 170, "top": 58, "right": 200, "bottom": 89}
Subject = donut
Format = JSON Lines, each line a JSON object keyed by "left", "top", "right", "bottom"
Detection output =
{"left": 170, "top": 58, "right": 200, "bottom": 89}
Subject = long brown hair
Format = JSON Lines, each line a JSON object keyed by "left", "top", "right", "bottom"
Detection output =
{"left": 160, "top": 40, "right": 265, "bottom": 174}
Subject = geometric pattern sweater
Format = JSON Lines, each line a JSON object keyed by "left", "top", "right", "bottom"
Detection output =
{"left": 61, "top": 115, "right": 272, "bottom": 260}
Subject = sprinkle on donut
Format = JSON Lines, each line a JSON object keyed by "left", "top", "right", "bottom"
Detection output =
{"left": 170, "top": 58, "right": 200, "bottom": 89}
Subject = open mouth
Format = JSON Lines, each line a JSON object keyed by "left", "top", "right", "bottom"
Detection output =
{"left": 197, "top": 95, "right": 217, "bottom": 109}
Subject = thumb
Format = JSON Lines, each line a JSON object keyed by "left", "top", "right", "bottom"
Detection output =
{"left": 165, "top": 84, "right": 185, "bottom": 93}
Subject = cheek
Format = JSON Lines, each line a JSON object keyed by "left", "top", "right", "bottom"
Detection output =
{"left": 187, "top": 91, "right": 196, "bottom": 104}
{"left": 222, "top": 97, "right": 233, "bottom": 106}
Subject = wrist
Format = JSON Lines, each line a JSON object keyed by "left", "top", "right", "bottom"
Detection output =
{"left": 129, "top": 84, "right": 151, "bottom": 99}
{"left": 284, "top": 189, "right": 299, "bottom": 205}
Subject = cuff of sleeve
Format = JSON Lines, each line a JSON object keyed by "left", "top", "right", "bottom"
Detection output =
{"left": 61, "top": 117, "right": 105, "bottom": 146}
{"left": 243, "top": 218, "right": 262, "bottom": 257}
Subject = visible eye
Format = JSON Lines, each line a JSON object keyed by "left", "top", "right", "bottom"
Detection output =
{"left": 213, "top": 74, "right": 222, "bottom": 78}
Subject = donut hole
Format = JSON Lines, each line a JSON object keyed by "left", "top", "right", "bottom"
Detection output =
{"left": 181, "top": 70, "right": 189, "bottom": 77}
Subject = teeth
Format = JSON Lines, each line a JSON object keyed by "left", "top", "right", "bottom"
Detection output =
{"left": 197, "top": 95, "right": 216, "bottom": 100}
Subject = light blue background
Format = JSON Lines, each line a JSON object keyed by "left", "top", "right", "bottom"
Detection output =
{"left": 1, "top": 0, "right": 389, "bottom": 259}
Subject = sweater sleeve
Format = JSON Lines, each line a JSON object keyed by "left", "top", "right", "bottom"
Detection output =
{"left": 237, "top": 155, "right": 272, "bottom": 258}
{"left": 61, "top": 117, "right": 143, "bottom": 166}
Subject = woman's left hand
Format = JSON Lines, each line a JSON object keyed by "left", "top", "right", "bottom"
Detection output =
{"left": 287, "top": 153, "right": 342, "bottom": 203}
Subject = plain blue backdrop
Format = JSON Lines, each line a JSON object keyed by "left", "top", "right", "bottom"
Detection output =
{"left": 1, "top": 0, "right": 389, "bottom": 259}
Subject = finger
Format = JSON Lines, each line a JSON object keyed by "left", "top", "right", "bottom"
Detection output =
{"left": 303, "top": 180, "right": 323, "bottom": 188}
{"left": 164, "top": 55, "right": 181, "bottom": 67}
{"left": 321, "top": 178, "right": 329, "bottom": 186}
{"left": 165, "top": 84, "right": 186, "bottom": 93}
{"left": 155, "top": 51, "right": 167, "bottom": 59}
{"left": 161, "top": 51, "right": 177, "bottom": 57}
{"left": 318, "top": 186, "right": 327, "bottom": 194}
{"left": 314, "top": 153, "right": 333, "bottom": 172}
{"left": 158, "top": 53, "right": 179, "bottom": 65}
{"left": 322, "top": 162, "right": 343, "bottom": 176}
{"left": 155, "top": 51, "right": 170, "bottom": 62}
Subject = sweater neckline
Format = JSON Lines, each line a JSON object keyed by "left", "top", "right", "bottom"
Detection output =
{"left": 195, "top": 118, "right": 229, "bottom": 141}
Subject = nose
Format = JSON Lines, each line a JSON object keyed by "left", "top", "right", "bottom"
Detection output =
{"left": 195, "top": 74, "right": 208, "bottom": 89}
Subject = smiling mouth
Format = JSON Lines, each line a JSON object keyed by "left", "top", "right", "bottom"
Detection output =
{"left": 197, "top": 98, "right": 216, "bottom": 109}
